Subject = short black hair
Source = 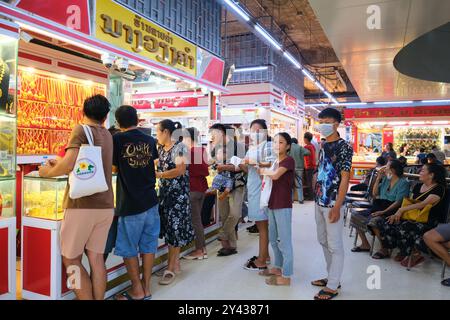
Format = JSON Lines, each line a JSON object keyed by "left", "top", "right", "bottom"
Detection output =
{"left": 209, "top": 123, "right": 227, "bottom": 135}
{"left": 291, "top": 138, "right": 298, "bottom": 144}
{"left": 304, "top": 132, "right": 313, "bottom": 142}
{"left": 159, "top": 119, "right": 182, "bottom": 135}
{"left": 425, "top": 163, "right": 447, "bottom": 186}
{"left": 250, "top": 119, "right": 267, "bottom": 130}
{"left": 389, "top": 159, "right": 404, "bottom": 177}
{"left": 318, "top": 108, "right": 342, "bottom": 123}
{"left": 420, "top": 157, "right": 428, "bottom": 165}
{"left": 420, "top": 147, "right": 425, "bottom": 153}
{"left": 427, "top": 153, "right": 437, "bottom": 159}
{"left": 376, "top": 156, "right": 387, "bottom": 166}
{"left": 398, "top": 156, "right": 407, "bottom": 165}
{"left": 83, "top": 94, "right": 110, "bottom": 122}
{"left": 431, "top": 145, "right": 438, "bottom": 150}
{"left": 115, "top": 105, "right": 138, "bottom": 129}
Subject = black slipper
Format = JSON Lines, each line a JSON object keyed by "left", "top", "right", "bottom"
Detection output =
{"left": 441, "top": 278, "right": 450, "bottom": 287}
{"left": 244, "top": 259, "right": 267, "bottom": 271}
{"left": 372, "top": 251, "right": 390, "bottom": 259}
{"left": 314, "top": 289, "right": 339, "bottom": 300}
{"left": 217, "top": 248, "right": 237, "bottom": 256}
{"left": 351, "top": 246, "right": 370, "bottom": 253}
{"left": 116, "top": 291, "right": 143, "bottom": 301}
{"left": 311, "top": 279, "right": 341, "bottom": 289}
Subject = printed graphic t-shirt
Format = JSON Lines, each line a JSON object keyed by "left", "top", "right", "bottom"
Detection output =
{"left": 113, "top": 129, "right": 159, "bottom": 216}
{"left": 315, "top": 138, "right": 353, "bottom": 208}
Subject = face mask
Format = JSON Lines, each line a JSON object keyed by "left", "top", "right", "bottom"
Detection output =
{"left": 319, "top": 123, "right": 335, "bottom": 138}
{"left": 250, "top": 132, "right": 265, "bottom": 143}
{"left": 386, "top": 173, "right": 393, "bottom": 180}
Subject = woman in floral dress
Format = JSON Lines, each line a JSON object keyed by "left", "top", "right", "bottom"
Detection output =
{"left": 155, "top": 119, "right": 194, "bottom": 285}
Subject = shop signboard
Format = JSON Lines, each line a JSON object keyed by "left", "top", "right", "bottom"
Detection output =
{"left": 133, "top": 97, "right": 198, "bottom": 109}
{"left": 15, "top": 0, "right": 90, "bottom": 35}
{"left": 94, "top": 0, "right": 197, "bottom": 77}
{"left": 197, "top": 48, "right": 225, "bottom": 87}
{"left": 344, "top": 106, "right": 450, "bottom": 119}
{"left": 282, "top": 92, "right": 298, "bottom": 114}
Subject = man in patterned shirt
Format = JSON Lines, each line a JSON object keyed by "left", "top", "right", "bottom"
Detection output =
{"left": 311, "top": 108, "right": 353, "bottom": 300}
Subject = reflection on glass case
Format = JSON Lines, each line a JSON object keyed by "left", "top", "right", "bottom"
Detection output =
{"left": 23, "top": 174, "right": 67, "bottom": 220}
{"left": 23, "top": 173, "right": 118, "bottom": 220}
{"left": 0, "top": 178, "right": 15, "bottom": 218}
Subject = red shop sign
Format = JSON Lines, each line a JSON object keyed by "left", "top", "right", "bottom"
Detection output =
{"left": 344, "top": 106, "right": 450, "bottom": 119}
{"left": 133, "top": 97, "right": 198, "bottom": 109}
{"left": 283, "top": 93, "right": 297, "bottom": 113}
{"left": 16, "top": 0, "right": 90, "bottom": 35}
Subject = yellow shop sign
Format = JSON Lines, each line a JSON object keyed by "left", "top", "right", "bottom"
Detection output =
{"left": 95, "top": 0, "right": 196, "bottom": 76}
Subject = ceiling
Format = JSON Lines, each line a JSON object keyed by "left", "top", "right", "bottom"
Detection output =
{"left": 309, "top": 0, "right": 450, "bottom": 102}
{"left": 221, "top": 0, "right": 356, "bottom": 100}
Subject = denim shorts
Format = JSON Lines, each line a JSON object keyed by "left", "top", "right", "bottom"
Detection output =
{"left": 114, "top": 204, "right": 160, "bottom": 258}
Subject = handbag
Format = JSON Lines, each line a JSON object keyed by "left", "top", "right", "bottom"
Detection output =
{"left": 259, "top": 160, "right": 277, "bottom": 209}
{"left": 401, "top": 185, "right": 440, "bottom": 223}
{"left": 68, "top": 125, "right": 108, "bottom": 199}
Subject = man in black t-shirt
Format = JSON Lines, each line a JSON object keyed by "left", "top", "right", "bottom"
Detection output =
{"left": 113, "top": 105, "right": 159, "bottom": 300}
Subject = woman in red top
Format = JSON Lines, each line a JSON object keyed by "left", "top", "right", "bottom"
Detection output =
{"left": 183, "top": 127, "right": 210, "bottom": 260}
{"left": 303, "top": 132, "right": 316, "bottom": 200}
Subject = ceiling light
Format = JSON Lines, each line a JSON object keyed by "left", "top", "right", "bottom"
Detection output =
{"left": 422, "top": 99, "right": 450, "bottom": 103}
{"left": 234, "top": 66, "right": 268, "bottom": 72}
{"left": 283, "top": 52, "right": 301, "bottom": 69}
{"left": 431, "top": 121, "right": 449, "bottom": 125}
{"left": 255, "top": 25, "right": 282, "bottom": 51}
{"left": 374, "top": 101, "right": 413, "bottom": 105}
{"left": 302, "top": 69, "right": 315, "bottom": 82}
{"left": 223, "top": 0, "right": 250, "bottom": 21}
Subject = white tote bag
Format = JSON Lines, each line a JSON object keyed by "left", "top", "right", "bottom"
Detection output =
{"left": 259, "top": 160, "right": 278, "bottom": 209}
{"left": 68, "top": 125, "right": 108, "bottom": 199}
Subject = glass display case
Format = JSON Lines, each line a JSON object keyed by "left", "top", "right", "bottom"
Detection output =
{"left": 23, "top": 173, "right": 118, "bottom": 220}
{"left": 0, "top": 178, "right": 14, "bottom": 218}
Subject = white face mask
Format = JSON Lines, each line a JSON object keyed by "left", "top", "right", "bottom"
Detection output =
{"left": 250, "top": 132, "right": 265, "bottom": 143}
{"left": 319, "top": 123, "right": 335, "bottom": 138}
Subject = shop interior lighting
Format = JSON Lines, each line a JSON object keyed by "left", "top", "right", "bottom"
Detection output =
{"left": 223, "top": 0, "right": 250, "bottom": 22}
{"left": 374, "top": 101, "right": 413, "bottom": 105}
{"left": 431, "top": 121, "right": 449, "bottom": 125}
{"left": 307, "top": 99, "right": 450, "bottom": 107}
{"left": 389, "top": 121, "right": 407, "bottom": 125}
{"left": 302, "top": 69, "right": 315, "bottom": 82}
{"left": 422, "top": 99, "right": 450, "bottom": 103}
{"left": 409, "top": 121, "right": 426, "bottom": 125}
{"left": 283, "top": 52, "right": 301, "bottom": 69}
{"left": 255, "top": 25, "right": 282, "bottom": 51}
{"left": 234, "top": 66, "right": 268, "bottom": 72}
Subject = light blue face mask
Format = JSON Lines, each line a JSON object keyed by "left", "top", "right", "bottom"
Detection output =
{"left": 319, "top": 123, "right": 335, "bottom": 138}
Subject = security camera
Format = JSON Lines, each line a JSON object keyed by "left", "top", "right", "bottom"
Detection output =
{"left": 162, "top": 106, "right": 167, "bottom": 111}
{"left": 254, "top": 102, "right": 261, "bottom": 108}
{"left": 115, "top": 58, "right": 129, "bottom": 72}
{"left": 101, "top": 53, "right": 115, "bottom": 69}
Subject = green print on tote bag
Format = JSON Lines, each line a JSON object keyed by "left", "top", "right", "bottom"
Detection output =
{"left": 69, "top": 125, "right": 108, "bottom": 199}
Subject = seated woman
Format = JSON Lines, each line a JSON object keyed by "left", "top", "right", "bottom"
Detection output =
{"left": 351, "top": 160, "right": 410, "bottom": 253}
{"left": 373, "top": 163, "right": 447, "bottom": 266}
{"left": 350, "top": 156, "right": 386, "bottom": 192}
{"left": 424, "top": 223, "right": 450, "bottom": 287}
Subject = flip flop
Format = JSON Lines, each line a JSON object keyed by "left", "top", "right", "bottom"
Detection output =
{"left": 314, "top": 289, "right": 339, "bottom": 300}
{"left": 372, "top": 251, "right": 390, "bottom": 260}
{"left": 265, "top": 275, "right": 290, "bottom": 286}
{"left": 244, "top": 259, "right": 267, "bottom": 271}
{"left": 351, "top": 246, "right": 370, "bottom": 253}
{"left": 115, "top": 291, "right": 143, "bottom": 301}
{"left": 143, "top": 295, "right": 152, "bottom": 300}
{"left": 159, "top": 270, "right": 176, "bottom": 285}
{"left": 441, "top": 278, "right": 450, "bottom": 287}
{"left": 401, "top": 255, "right": 425, "bottom": 268}
{"left": 311, "top": 279, "right": 342, "bottom": 289}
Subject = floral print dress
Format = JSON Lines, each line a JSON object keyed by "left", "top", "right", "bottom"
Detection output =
{"left": 158, "top": 141, "right": 194, "bottom": 247}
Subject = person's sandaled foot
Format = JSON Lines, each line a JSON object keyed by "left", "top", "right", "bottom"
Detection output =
{"left": 351, "top": 246, "right": 370, "bottom": 253}
{"left": 401, "top": 254, "right": 425, "bottom": 268}
{"left": 372, "top": 251, "right": 390, "bottom": 259}
{"left": 311, "top": 279, "right": 342, "bottom": 289}
{"left": 115, "top": 291, "right": 144, "bottom": 300}
{"left": 314, "top": 289, "right": 339, "bottom": 300}
{"left": 159, "top": 270, "right": 176, "bottom": 285}
{"left": 259, "top": 268, "right": 282, "bottom": 277}
{"left": 217, "top": 248, "right": 237, "bottom": 256}
{"left": 244, "top": 259, "right": 267, "bottom": 271}
{"left": 265, "top": 275, "right": 291, "bottom": 286}
{"left": 441, "top": 278, "right": 450, "bottom": 287}
{"left": 394, "top": 253, "right": 406, "bottom": 262}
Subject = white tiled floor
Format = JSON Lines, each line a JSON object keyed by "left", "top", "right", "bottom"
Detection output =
{"left": 148, "top": 201, "right": 449, "bottom": 300}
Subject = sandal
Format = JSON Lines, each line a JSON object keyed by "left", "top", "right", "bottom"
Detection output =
{"left": 351, "top": 246, "right": 370, "bottom": 253}
{"left": 401, "top": 255, "right": 425, "bottom": 268}
{"left": 311, "top": 279, "right": 342, "bottom": 289}
{"left": 441, "top": 278, "right": 450, "bottom": 287}
{"left": 159, "top": 270, "right": 176, "bottom": 285}
{"left": 115, "top": 291, "right": 143, "bottom": 301}
{"left": 372, "top": 251, "right": 390, "bottom": 259}
{"left": 265, "top": 275, "right": 290, "bottom": 286}
{"left": 244, "top": 259, "right": 267, "bottom": 271}
{"left": 314, "top": 289, "right": 339, "bottom": 300}
{"left": 394, "top": 254, "right": 406, "bottom": 262}
{"left": 258, "top": 269, "right": 281, "bottom": 277}
{"left": 217, "top": 248, "right": 237, "bottom": 256}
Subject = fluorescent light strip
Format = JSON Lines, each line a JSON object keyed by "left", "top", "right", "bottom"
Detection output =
{"left": 374, "top": 101, "right": 413, "bottom": 105}
{"left": 302, "top": 69, "right": 315, "bottom": 82}
{"left": 283, "top": 52, "right": 301, "bottom": 69}
{"left": 315, "top": 81, "right": 325, "bottom": 92}
{"left": 255, "top": 25, "right": 282, "bottom": 51}
{"left": 224, "top": 0, "right": 250, "bottom": 21}
{"left": 234, "top": 66, "right": 268, "bottom": 72}
{"left": 422, "top": 99, "right": 450, "bottom": 103}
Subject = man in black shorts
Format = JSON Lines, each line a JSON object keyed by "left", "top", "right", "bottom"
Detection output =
{"left": 424, "top": 223, "right": 450, "bottom": 286}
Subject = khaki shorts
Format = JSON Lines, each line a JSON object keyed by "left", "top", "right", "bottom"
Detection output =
{"left": 61, "top": 208, "right": 114, "bottom": 259}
